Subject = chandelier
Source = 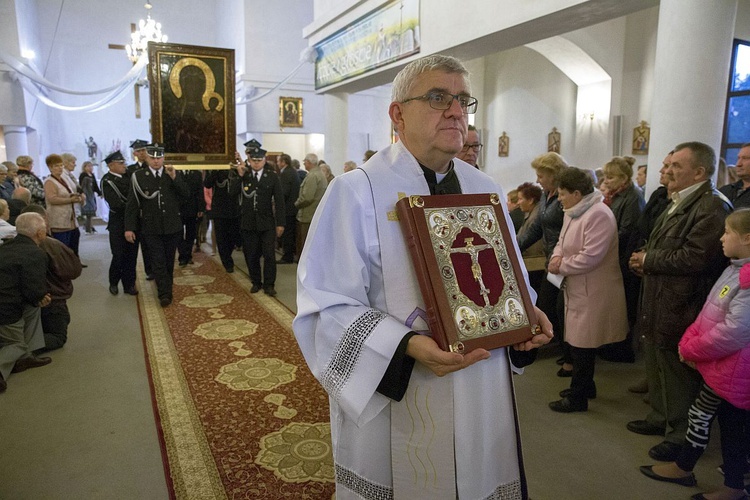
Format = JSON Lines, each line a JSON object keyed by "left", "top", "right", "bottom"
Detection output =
{"left": 125, "top": 1, "right": 168, "bottom": 63}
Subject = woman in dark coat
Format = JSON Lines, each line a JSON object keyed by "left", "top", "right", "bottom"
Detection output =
{"left": 598, "top": 156, "right": 645, "bottom": 362}
{"left": 78, "top": 161, "right": 101, "bottom": 234}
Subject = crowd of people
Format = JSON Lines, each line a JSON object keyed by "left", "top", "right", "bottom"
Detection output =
{"left": 1, "top": 53, "right": 749, "bottom": 500}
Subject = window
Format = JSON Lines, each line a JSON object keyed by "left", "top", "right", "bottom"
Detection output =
{"left": 722, "top": 40, "right": 750, "bottom": 165}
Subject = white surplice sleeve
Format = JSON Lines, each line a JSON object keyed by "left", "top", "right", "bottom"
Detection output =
{"left": 293, "top": 172, "right": 412, "bottom": 427}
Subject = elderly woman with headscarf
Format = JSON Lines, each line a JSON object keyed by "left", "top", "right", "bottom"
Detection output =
{"left": 547, "top": 167, "right": 628, "bottom": 412}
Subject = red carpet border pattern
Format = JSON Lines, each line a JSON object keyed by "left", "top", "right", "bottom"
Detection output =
{"left": 137, "top": 252, "right": 335, "bottom": 499}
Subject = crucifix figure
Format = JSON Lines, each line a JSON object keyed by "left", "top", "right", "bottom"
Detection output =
{"left": 450, "top": 237, "right": 492, "bottom": 307}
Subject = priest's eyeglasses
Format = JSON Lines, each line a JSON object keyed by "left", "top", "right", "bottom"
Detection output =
{"left": 462, "top": 143, "right": 483, "bottom": 152}
{"left": 401, "top": 91, "right": 479, "bottom": 114}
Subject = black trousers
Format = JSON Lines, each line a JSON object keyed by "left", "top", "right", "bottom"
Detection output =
{"left": 109, "top": 226, "right": 137, "bottom": 289}
{"left": 241, "top": 228, "right": 276, "bottom": 288}
{"left": 178, "top": 214, "right": 199, "bottom": 264}
{"left": 676, "top": 383, "right": 750, "bottom": 490}
{"left": 41, "top": 299, "right": 70, "bottom": 351}
{"left": 568, "top": 346, "right": 596, "bottom": 402}
{"left": 214, "top": 217, "right": 240, "bottom": 271}
{"left": 136, "top": 231, "right": 153, "bottom": 276}
{"left": 141, "top": 232, "right": 180, "bottom": 300}
{"left": 280, "top": 215, "right": 297, "bottom": 262}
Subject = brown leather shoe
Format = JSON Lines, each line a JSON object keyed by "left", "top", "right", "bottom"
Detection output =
{"left": 11, "top": 356, "right": 52, "bottom": 373}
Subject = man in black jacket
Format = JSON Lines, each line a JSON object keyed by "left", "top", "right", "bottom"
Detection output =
{"left": 0, "top": 212, "right": 52, "bottom": 393}
{"left": 204, "top": 164, "right": 241, "bottom": 273}
{"left": 177, "top": 169, "right": 205, "bottom": 267}
{"left": 276, "top": 153, "right": 299, "bottom": 263}
{"left": 720, "top": 142, "right": 750, "bottom": 209}
{"left": 230, "top": 140, "right": 285, "bottom": 296}
{"left": 125, "top": 145, "right": 188, "bottom": 307}
{"left": 101, "top": 151, "right": 138, "bottom": 295}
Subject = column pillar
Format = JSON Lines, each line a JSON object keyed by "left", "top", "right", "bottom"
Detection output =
{"left": 2, "top": 125, "right": 28, "bottom": 163}
{"left": 646, "top": 0, "right": 737, "bottom": 197}
{"left": 323, "top": 92, "right": 348, "bottom": 175}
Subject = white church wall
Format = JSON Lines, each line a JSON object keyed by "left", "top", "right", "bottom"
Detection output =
{"left": 481, "top": 46, "right": 577, "bottom": 193}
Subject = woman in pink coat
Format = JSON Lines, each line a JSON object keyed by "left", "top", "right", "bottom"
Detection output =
{"left": 547, "top": 167, "right": 627, "bottom": 412}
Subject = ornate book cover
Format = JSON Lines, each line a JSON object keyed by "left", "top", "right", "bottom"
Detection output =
{"left": 396, "top": 193, "right": 540, "bottom": 353}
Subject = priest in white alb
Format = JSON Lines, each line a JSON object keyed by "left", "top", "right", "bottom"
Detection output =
{"left": 293, "top": 54, "right": 553, "bottom": 500}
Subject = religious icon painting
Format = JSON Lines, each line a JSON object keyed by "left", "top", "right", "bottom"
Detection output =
{"left": 279, "top": 97, "right": 303, "bottom": 128}
{"left": 548, "top": 127, "right": 561, "bottom": 153}
{"left": 632, "top": 120, "right": 650, "bottom": 155}
{"left": 498, "top": 132, "right": 509, "bottom": 157}
{"left": 396, "top": 193, "right": 540, "bottom": 353}
{"left": 147, "top": 42, "right": 236, "bottom": 168}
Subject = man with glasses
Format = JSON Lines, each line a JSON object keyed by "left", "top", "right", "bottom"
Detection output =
{"left": 294, "top": 54, "right": 552, "bottom": 499}
{"left": 457, "top": 124, "right": 483, "bottom": 168}
{"left": 231, "top": 140, "right": 285, "bottom": 296}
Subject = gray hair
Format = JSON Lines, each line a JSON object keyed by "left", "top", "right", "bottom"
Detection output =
{"left": 0, "top": 164, "right": 7, "bottom": 174}
{"left": 391, "top": 55, "right": 470, "bottom": 103}
{"left": 674, "top": 141, "right": 716, "bottom": 177}
{"left": 0, "top": 199, "right": 7, "bottom": 216}
{"left": 343, "top": 161, "right": 357, "bottom": 172}
{"left": 2, "top": 161, "right": 18, "bottom": 174}
{"left": 304, "top": 153, "right": 319, "bottom": 165}
{"left": 61, "top": 153, "right": 76, "bottom": 163}
{"left": 15, "top": 212, "right": 46, "bottom": 237}
{"left": 12, "top": 186, "right": 31, "bottom": 203}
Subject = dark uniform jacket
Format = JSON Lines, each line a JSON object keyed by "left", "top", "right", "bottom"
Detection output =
{"left": 229, "top": 167, "right": 285, "bottom": 231}
{"left": 204, "top": 170, "right": 240, "bottom": 219}
{"left": 278, "top": 166, "right": 300, "bottom": 218}
{"left": 637, "top": 182, "right": 732, "bottom": 349}
{"left": 516, "top": 190, "right": 564, "bottom": 261}
{"left": 0, "top": 234, "right": 48, "bottom": 325}
{"left": 179, "top": 170, "right": 206, "bottom": 217}
{"left": 124, "top": 168, "right": 189, "bottom": 235}
{"left": 126, "top": 160, "right": 147, "bottom": 176}
{"left": 101, "top": 172, "right": 131, "bottom": 231}
{"left": 720, "top": 180, "right": 750, "bottom": 209}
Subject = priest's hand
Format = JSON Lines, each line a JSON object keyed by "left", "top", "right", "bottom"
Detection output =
{"left": 125, "top": 231, "right": 136, "bottom": 243}
{"left": 513, "top": 306, "right": 553, "bottom": 351}
{"left": 276, "top": 226, "right": 284, "bottom": 238}
{"left": 406, "top": 334, "right": 490, "bottom": 377}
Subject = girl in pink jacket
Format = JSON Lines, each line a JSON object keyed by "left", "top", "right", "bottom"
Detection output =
{"left": 639, "top": 208, "right": 750, "bottom": 500}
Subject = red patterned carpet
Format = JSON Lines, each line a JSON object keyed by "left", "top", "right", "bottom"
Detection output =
{"left": 136, "top": 252, "right": 335, "bottom": 499}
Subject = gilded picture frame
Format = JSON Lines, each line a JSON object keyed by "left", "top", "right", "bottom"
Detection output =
{"left": 632, "top": 120, "right": 650, "bottom": 155}
{"left": 498, "top": 132, "right": 509, "bottom": 157}
{"left": 279, "top": 97, "right": 303, "bottom": 128}
{"left": 148, "top": 42, "right": 236, "bottom": 166}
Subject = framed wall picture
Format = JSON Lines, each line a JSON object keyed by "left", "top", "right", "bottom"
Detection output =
{"left": 548, "top": 127, "right": 561, "bottom": 153}
{"left": 498, "top": 132, "right": 509, "bottom": 157}
{"left": 147, "top": 42, "right": 236, "bottom": 167}
{"left": 632, "top": 120, "right": 650, "bottom": 155}
{"left": 279, "top": 97, "right": 303, "bottom": 128}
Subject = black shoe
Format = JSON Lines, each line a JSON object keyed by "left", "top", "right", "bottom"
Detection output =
{"left": 549, "top": 397, "right": 587, "bottom": 413}
{"left": 11, "top": 356, "right": 52, "bottom": 373}
{"left": 125, "top": 287, "right": 139, "bottom": 296}
{"left": 626, "top": 419, "right": 666, "bottom": 436}
{"left": 250, "top": 284, "right": 262, "bottom": 293}
{"left": 264, "top": 286, "right": 277, "bottom": 297}
{"left": 648, "top": 441, "right": 682, "bottom": 462}
{"left": 146, "top": 274, "right": 155, "bottom": 281}
{"left": 639, "top": 465, "right": 696, "bottom": 486}
{"left": 560, "top": 387, "right": 596, "bottom": 399}
{"left": 556, "top": 357, "right": 566, "bottom": 365}
{"left": 81, "top": 263, "right": 88, "bottom": 268}
{"left": 109, "top": 284, "right": 119, "bottom": 295}
{"left": 0, "top": 374, "right": 6, "bottom": 393}
{"left": 225, "top": 266, "right": 234, "bottom": 273}
{"left": 178, "top": 261, "right": 188, "bottom": 267}
{"left": 159, "top": 297, "right": 172, "bottom": 307}
{"left": 276, "top": 259, "right": 293, "bottom": 264}
{"left": 557, "top": 367, "right": 573, "bottom": 377}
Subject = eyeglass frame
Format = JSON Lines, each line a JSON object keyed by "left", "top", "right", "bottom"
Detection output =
{"left": 400, "top": 90, "right": 479, "bottom": 114}
{"left": 461, "top": 143, "right": 483, "bottom": 152}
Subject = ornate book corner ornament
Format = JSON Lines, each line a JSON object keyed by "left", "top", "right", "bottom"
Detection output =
{"left": 396, "top": 193, "right": 539, "bottom": 353}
